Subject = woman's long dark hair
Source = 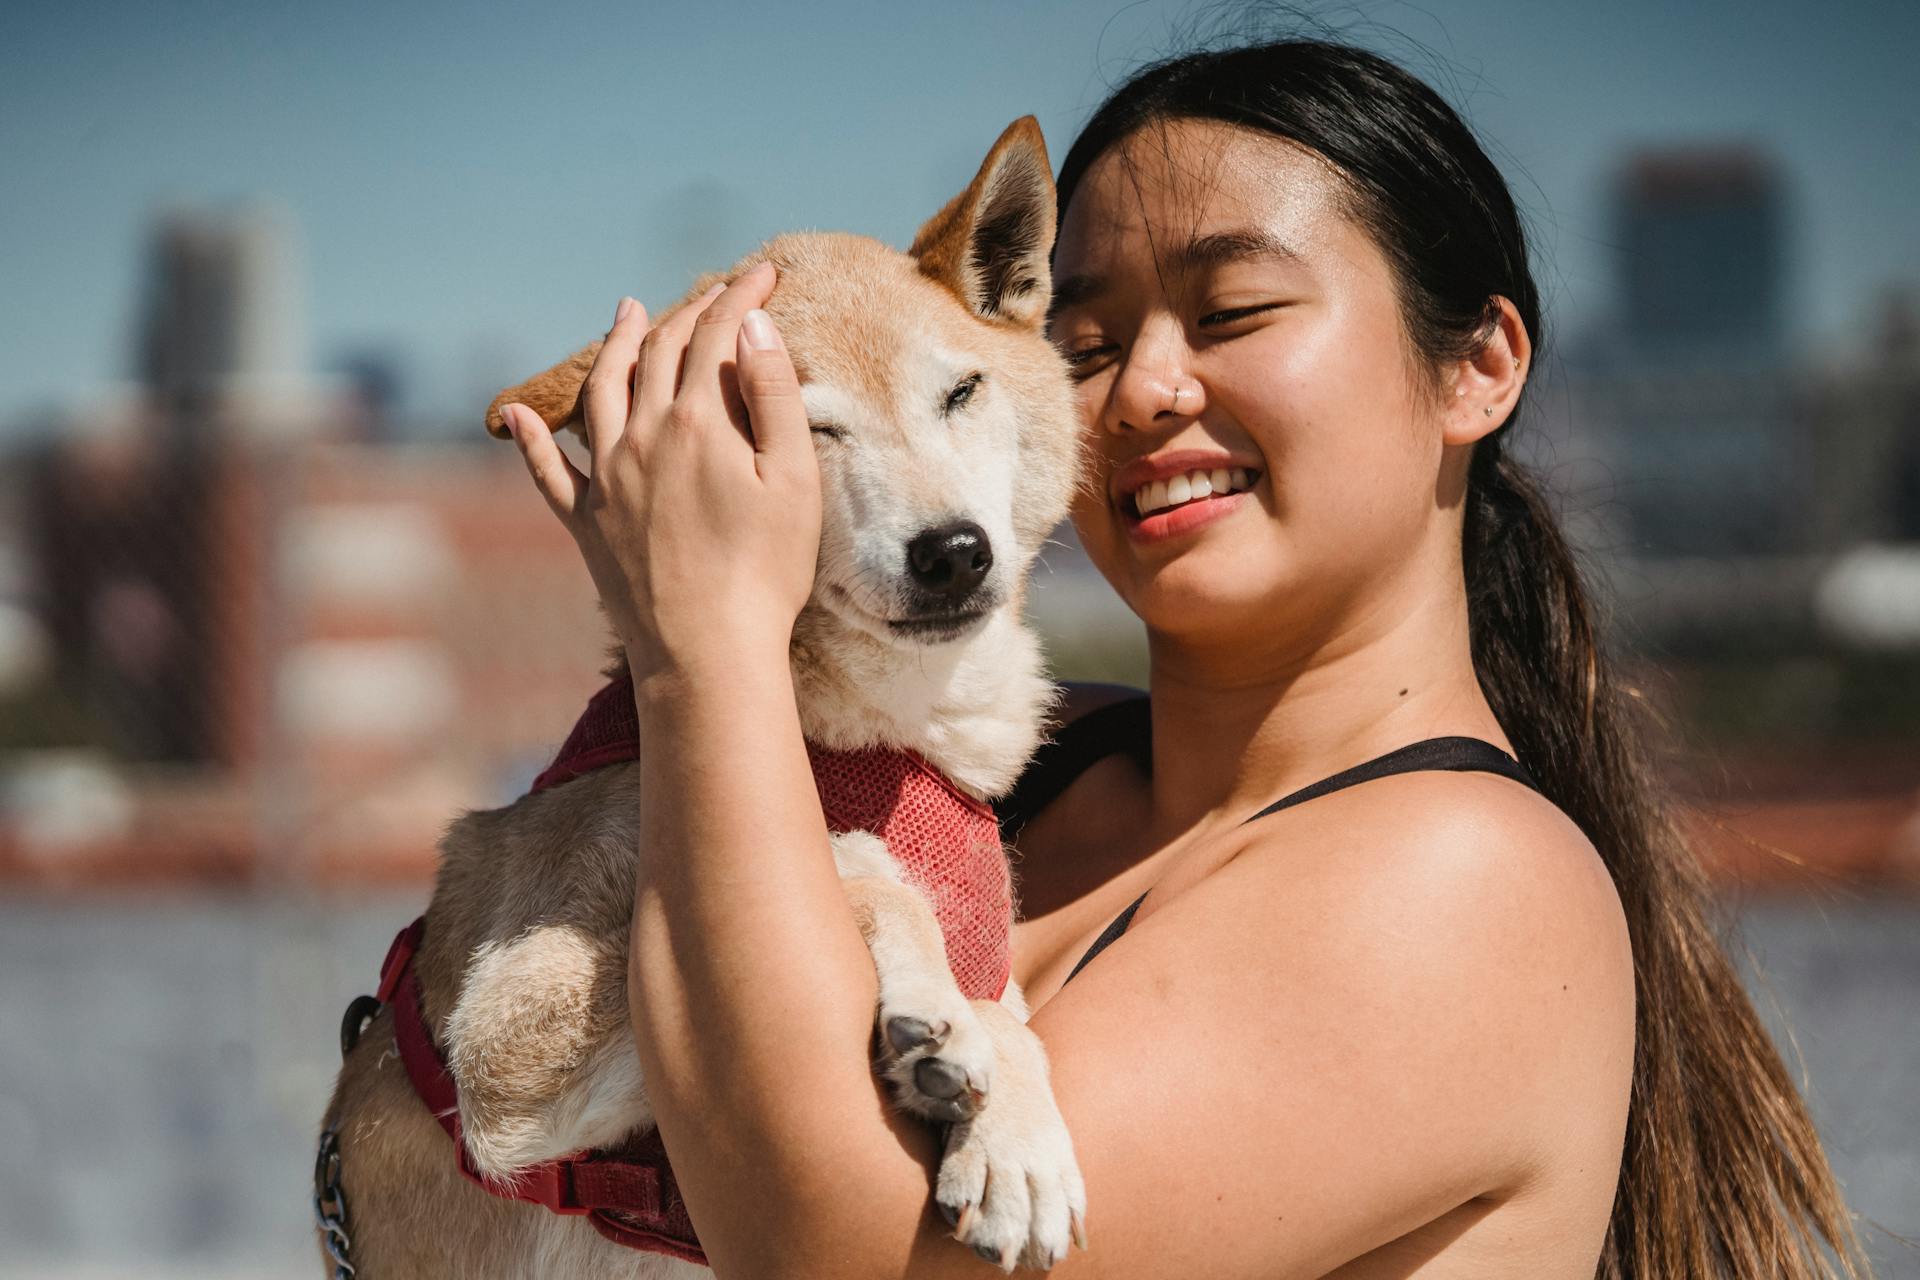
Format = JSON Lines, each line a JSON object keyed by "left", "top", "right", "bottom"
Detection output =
{"left": 1056, "top": 39, "right": 1870, "bottom": 1279}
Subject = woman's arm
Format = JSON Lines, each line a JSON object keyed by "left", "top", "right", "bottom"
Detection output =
{"left": 502, "top": 280, "right": 1635, "bottom": 1279}
{"left": 502, "top": 269, "right": 951, "bottom": 1274}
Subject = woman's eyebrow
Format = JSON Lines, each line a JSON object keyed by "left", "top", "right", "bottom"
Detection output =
{"left": 1172, "top": 227, "right": 1304, "bottom": 274}
{"left": 1049, "top": 271, "right": 1105, "bottom": 320}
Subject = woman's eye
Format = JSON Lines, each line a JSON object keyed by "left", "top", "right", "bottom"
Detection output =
{"left": 1199, "top": 302, "right": 1283, "bottom": 327}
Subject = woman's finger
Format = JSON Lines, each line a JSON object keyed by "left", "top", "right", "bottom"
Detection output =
{"left": 735, "top": 308, "right": 811, "bottom": 472}
{"left": 677, "top": 261, "right": 778, "bottom": 419}
{"left": 634, "top": 280, "right": 726, "bottom": 440}
{"left": 582, "top": 296, "right": 649, "bottom": 467}
{"left": 502, "top": 402, "right": 587, "bottom": 521}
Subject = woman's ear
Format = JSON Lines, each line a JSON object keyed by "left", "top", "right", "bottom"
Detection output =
{"left": 909, "top": 116, "right": 1055, "bottom": 329}
{"left": 1441, "top": 296, "right": 1531, "bottom": 446}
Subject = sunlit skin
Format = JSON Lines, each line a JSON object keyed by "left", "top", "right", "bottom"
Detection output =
{"left": 503, "top": 117, "right": 1636, "bottom": 1279}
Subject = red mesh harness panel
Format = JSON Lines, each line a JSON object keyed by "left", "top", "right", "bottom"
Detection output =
{"left": 381, "top": 672, "right": 1011, "bottom": 1263}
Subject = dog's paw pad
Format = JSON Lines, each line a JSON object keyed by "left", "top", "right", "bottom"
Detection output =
{"left": 886, "top": 1015, "right": 949, "bottom": 1056}
{"left": 915, "top": 1056, "right": 972, "bottom": 1100}
{"left": 881, "top": 998, "right": 993, "bottom": 1122}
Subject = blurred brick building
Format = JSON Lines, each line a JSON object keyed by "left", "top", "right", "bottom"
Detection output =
{"left": 1, "top": 207, "right": 609, "bottom": 887}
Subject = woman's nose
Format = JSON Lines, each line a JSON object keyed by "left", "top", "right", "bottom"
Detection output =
{"left": 1105, "top": 332, "right": 1203, "bottom": 433}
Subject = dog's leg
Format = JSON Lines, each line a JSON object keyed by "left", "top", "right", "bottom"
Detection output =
{"left": 934, "top": 999, "right": 1087, "bottom": 1273}
{"left": 832, "top": 830, "right": 997, "bottom": 1123}
{"left": 442, "top": 921, "right": 649, "bottom": 1178}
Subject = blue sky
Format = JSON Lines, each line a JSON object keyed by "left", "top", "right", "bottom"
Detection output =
{"left": 2, "top": 0, "right": 1915, "bottom": 432}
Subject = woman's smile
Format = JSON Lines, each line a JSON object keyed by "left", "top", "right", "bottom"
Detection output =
{"left": 1111, "top": 448, "right": 1264, "bottom": 542}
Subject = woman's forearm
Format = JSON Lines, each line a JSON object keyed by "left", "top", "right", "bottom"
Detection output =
{"left": 626, "top": 652, "right": 940, "bottom": 1277}
{"left": 505, "top": 274, "right": 955, "bottom": 1276}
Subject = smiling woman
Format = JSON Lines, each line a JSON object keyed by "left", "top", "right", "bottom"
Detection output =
{"left": 1024, "top": 38, "right": 1875, "bottom": 1278}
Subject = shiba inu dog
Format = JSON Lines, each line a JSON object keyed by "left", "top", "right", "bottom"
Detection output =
{"left": 318, "top": 117, "right": 1087, "bottom": 1278}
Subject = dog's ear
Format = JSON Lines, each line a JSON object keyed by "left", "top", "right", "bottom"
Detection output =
{"left": 483, "top": 341, "right": 603, "bottom": 439}
{"left": 910, "top": 116, "right": 1055, "bottom": 329}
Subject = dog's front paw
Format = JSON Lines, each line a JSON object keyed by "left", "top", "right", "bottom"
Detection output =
{"left": 879, "top": 996, "right": 995, "bottom": 1124}
{"left": 934, "top": 1068, "right": 1086, "bottom": 1271}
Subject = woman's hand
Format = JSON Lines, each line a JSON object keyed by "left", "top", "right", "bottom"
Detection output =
{"left": 498, "top": 261, "right": 821, "bottom": 686}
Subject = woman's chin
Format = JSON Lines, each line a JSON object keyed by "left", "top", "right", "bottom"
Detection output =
{"left": 1115, "top": 548, "right": 1294, "bottom": 639}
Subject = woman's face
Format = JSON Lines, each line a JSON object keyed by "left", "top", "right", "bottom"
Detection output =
{"left": 1050, "top": 118, "right": 1456, "bottom": 649}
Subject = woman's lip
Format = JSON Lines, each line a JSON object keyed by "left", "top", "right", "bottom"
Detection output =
{"left": 1109, "top": 449, "right": 1263, "bottom": 503}
{"left": 1122, "top": 487, "right": 1249, "bottom": 541}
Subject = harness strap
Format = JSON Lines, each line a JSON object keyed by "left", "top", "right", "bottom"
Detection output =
{"left": 368, "top": 672, "right": 1013, "bottom": 1264}
{"left": 382, "top": 916, "right": 707, "bottom": 1264}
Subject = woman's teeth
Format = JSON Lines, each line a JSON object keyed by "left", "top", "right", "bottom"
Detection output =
{"left": 1132, "top": 467, "right": 1255, "bottom": 517}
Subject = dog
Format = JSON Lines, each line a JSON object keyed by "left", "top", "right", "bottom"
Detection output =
{"left": 317, "top": 116, "right": 1087, "bottom": 1278}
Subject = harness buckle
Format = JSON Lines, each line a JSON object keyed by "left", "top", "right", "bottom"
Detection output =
{"left": 474, "top": 1153, "right": 587, "bottom": 1215}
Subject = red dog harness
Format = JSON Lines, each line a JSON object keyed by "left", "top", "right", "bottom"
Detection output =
{"left": 376, "top": 672, "right": 1011, "bottom": 1263}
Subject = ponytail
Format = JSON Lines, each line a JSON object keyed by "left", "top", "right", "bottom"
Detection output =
{"left": 1464, "top": 441, "right": 1870, "bottom": 1278}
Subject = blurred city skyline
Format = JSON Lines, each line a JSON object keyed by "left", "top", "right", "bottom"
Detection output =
{"left": 3, "top": 0, "right": 1918, "bottom": 434}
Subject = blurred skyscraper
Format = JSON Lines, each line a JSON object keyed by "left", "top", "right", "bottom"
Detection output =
{"left": 28, "top": 205, "right": 323, "bottom": 768}
{"left": 1560, "top": 142, "right": 1920, "bottom": 715}
{"left": 137, "top": 204, "right": 318, "bottom": 435}
{"left": 1615, "top": 147, "right": 1786, "bottom": 367}
{"left": 1580, "top": 145, "right": 1799, "bottom": 560}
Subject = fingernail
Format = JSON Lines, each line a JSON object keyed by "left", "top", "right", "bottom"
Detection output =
{"left": 742, "top": 309, "right": 779, "bottom": 351}
{"left": 614, "top": 296, "right": 636, "bottom": 324}
{"left": 748, "top": 259, "right": 775, "bottom": 281}
{"left": 701, "top": 280, "right": 726, "bottom": 300}
{"left": 498, "top": 405, "right": 516, "bottom": 435}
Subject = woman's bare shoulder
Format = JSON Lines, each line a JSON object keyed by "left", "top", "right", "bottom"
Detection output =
{"left": 1023, "top": 769, "right": 1634, "bottom": 1274}
{"left": 1226, "top": 768, "right": 1636, "bottom": 1072}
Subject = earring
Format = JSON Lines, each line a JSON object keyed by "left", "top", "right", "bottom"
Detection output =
{"left": 1483, "top": 406, "right": 1493, "bottom": 416}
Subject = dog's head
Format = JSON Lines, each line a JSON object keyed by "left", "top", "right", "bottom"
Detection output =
{"left": 486, "top": 118, "right": 1080, "bottom": 654}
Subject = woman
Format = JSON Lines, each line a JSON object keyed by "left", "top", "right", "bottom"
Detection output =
{"left": 499, "top": 38, "right": 1869, "bottom": 1279}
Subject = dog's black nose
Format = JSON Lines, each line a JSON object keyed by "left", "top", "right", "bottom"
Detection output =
{"left": 906, "top": 521, "right": 993, "bottom": 599}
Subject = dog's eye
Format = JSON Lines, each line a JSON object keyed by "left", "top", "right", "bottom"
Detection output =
{"left": 809, "top": 420, "right": 847, "bottom": 442}
{"left": 942, "top": 373, "right": 984, "bottom": 417}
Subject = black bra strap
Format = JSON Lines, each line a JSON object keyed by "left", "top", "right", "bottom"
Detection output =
{"left": 1062, "top": 890, "right": 1147, "bottom": 986}
{"left": 1060, "top": 733, "right": 1538, "bottom": 987}
{"left": 1241, "top": 736, "right": 1536, "bottom": 825}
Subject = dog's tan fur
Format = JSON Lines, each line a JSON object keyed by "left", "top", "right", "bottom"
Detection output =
{"left": 321, "top": 118, "right": 1088, "bottom": 1277}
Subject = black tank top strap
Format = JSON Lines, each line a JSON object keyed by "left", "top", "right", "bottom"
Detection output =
{"left": 993, "top": 695, "right": 1151, "bottom": 842}
{"left": 1061, "top": 890, "right": 1147, "bottom": 986}
{"left": 1240, "top": 735, "right": 1536, "bottom": 826}
{"left": 1060, "top": 730, "right": 1539, "bottom": 986}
